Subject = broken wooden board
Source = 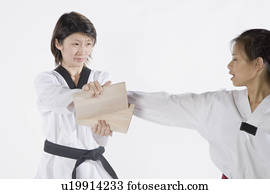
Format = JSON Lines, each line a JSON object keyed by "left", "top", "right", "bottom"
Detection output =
{"left": 72, "top": 82, "right": 134, "bottom": 133}
{"left": 77, "top": 104, "right": 134, "bottom": 133}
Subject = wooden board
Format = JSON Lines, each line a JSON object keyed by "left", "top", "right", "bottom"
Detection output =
{"left": 77, "top": 104, "right": 134, "bottom": 133}
{"left": 72, "top": 82, "right": 134, "bottom": 133}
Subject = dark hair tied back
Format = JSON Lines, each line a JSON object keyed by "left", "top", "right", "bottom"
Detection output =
{"left": 233, "top": 29, "right": 270, "bottom": 72}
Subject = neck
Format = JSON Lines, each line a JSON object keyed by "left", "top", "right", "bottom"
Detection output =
{"left": 61, "top": 62, "right": 84, "bottom": 78}
{"left": 246, "top": 72, "right": 270, "bottom": 104}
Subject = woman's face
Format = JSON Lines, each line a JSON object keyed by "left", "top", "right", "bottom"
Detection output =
{"left": 227, "top": 43, "right": 257, "bottom": 87}
{"left": 56, "top": 32, "right": 95, "bottom": 67}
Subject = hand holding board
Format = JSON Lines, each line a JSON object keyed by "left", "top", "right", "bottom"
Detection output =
{"left": 72, "top": 82, "right": 134, "bottom": 133}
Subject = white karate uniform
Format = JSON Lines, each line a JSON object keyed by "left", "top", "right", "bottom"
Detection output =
{"left": 127, "top": 89, "right": 270, "bottom": 178}
{"left": 34, "top": 67, "right": 112, "bottom": 178}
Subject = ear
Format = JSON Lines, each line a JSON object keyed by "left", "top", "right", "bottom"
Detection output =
{"left": 55, "top": 39, "right": 62, "bottom": 50}
{"left": 255, "top": 57, "right": 265, "bottom": 71}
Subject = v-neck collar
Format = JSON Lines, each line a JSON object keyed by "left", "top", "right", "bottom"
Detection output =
{"left": 233, "top": 89, "right": 270, "bottom": 130}
{"left": 54, "top": 65, "right": 91, "bottom": 89}
{"left": 234, "top": 89, "right": 270, "bottom": 122}
{"left": 244, "top": 89, "right": 270, "bottom": 115}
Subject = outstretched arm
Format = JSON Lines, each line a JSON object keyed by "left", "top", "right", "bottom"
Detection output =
{"left": 128, "top": 90, "right": 216, "bottom": 132}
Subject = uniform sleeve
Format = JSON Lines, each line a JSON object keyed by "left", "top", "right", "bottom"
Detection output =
{"left": 127, "top": 90, "right": 217, "bottom": 135}
{"left": 34, "top": 72, "right": 81, "bottom": 114}
{"left": 92, "top": 133, "right": 109, "bottom": 147}
{"left": 92, "top": 70, "right": 111, "bottom": 85}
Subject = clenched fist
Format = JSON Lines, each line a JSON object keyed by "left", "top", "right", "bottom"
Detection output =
{"left": 82, "top": 80, "right": 111, "bottom": 97}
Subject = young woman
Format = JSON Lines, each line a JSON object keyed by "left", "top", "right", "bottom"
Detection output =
{"left": 128, "top": 29, "right": 270, "bottom": 178}
{"left": 34, "top": 12, "right": 117, "bottom": 179}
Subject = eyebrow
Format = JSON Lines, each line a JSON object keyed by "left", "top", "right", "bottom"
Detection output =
{"left": 72, "top": 39, "right": 93, "bottom": 42}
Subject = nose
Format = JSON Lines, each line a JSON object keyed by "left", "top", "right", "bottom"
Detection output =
{"left": 77, "top": 45, "right": 90, "bottom": 55}
{"left": 227, "top": 61, "right": 232, "bottom": 70}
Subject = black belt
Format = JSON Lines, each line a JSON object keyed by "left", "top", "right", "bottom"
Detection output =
{"left": 43, "top": 140, "right": 118, "bottom": 179}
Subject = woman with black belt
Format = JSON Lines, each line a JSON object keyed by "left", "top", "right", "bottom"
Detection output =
{"left": 35, "top": 12, "right": 117, "bottom": 179}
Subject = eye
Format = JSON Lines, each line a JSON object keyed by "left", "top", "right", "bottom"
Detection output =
{"left": 73, "top": 43, "right": 80, "bottom": 46}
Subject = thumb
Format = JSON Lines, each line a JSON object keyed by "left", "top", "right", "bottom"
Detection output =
{"left": 102, "top": 81, "right": 111, "bottom": 87}
{"left": 82, "top": 84, "right": 90, "bottom": 91}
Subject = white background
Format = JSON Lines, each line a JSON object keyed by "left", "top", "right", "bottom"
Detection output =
{"left": 1, "top": 0, "right": 270, "bottom": 178}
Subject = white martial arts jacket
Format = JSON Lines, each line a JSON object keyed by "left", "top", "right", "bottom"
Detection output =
{"left": 127, "top": 89, "right": 270, "bottom": 178}
{"left": 34, "top": 65, "right": 112, "bottom": 178}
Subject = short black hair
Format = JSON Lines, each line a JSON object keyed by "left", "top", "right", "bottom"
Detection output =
{"left": 51, "top": 12, "right": 97, "bottom": 65}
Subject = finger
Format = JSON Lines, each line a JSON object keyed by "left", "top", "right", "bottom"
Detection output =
{"left": 89, "top": 82, "right": 97, "bottom": 97}
{"left": 105, "top": 121, "right": 111, "bottom": 136}
{"left": 92, "top": 124, "right": 98, "bottom": 133}
{"left": 94, "top": 81, "right": 103, "bottom": 95}
{"left": 89, "top": 87, "right": 95, "bottom": 97}
{"left": 92, "top": 82, "right": 100, "bottom": 97}
{"left": 82, "top": 84, "right": 90, "bottom": 91}
{"left": 104, "top": 129, "right": 110, "bottom": 136}
{"left": 104, "top": 125, "right": 111, "bottom": 136}
{"left": 97, "top": 120, "right": 103, "bottom": 136}
{"left": 100, "top": 120, "right": 107, "bottom": 136}
{"left": 102, "top": 81, "right": 111, "bottom": 88}
{"left": 109, "top": 130, "right": 113, "bottom": 137}
{"left": 103, "top": 121, "right": 111, "bottom": 135}
{"left": 99, "top": 120, "right": 105, "bottom": 126}
{"left": 104, "top": 121, "right": 110, "bottom": 129}
{"left": 96, "top": 122, "right": 102, "bottom": 135}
